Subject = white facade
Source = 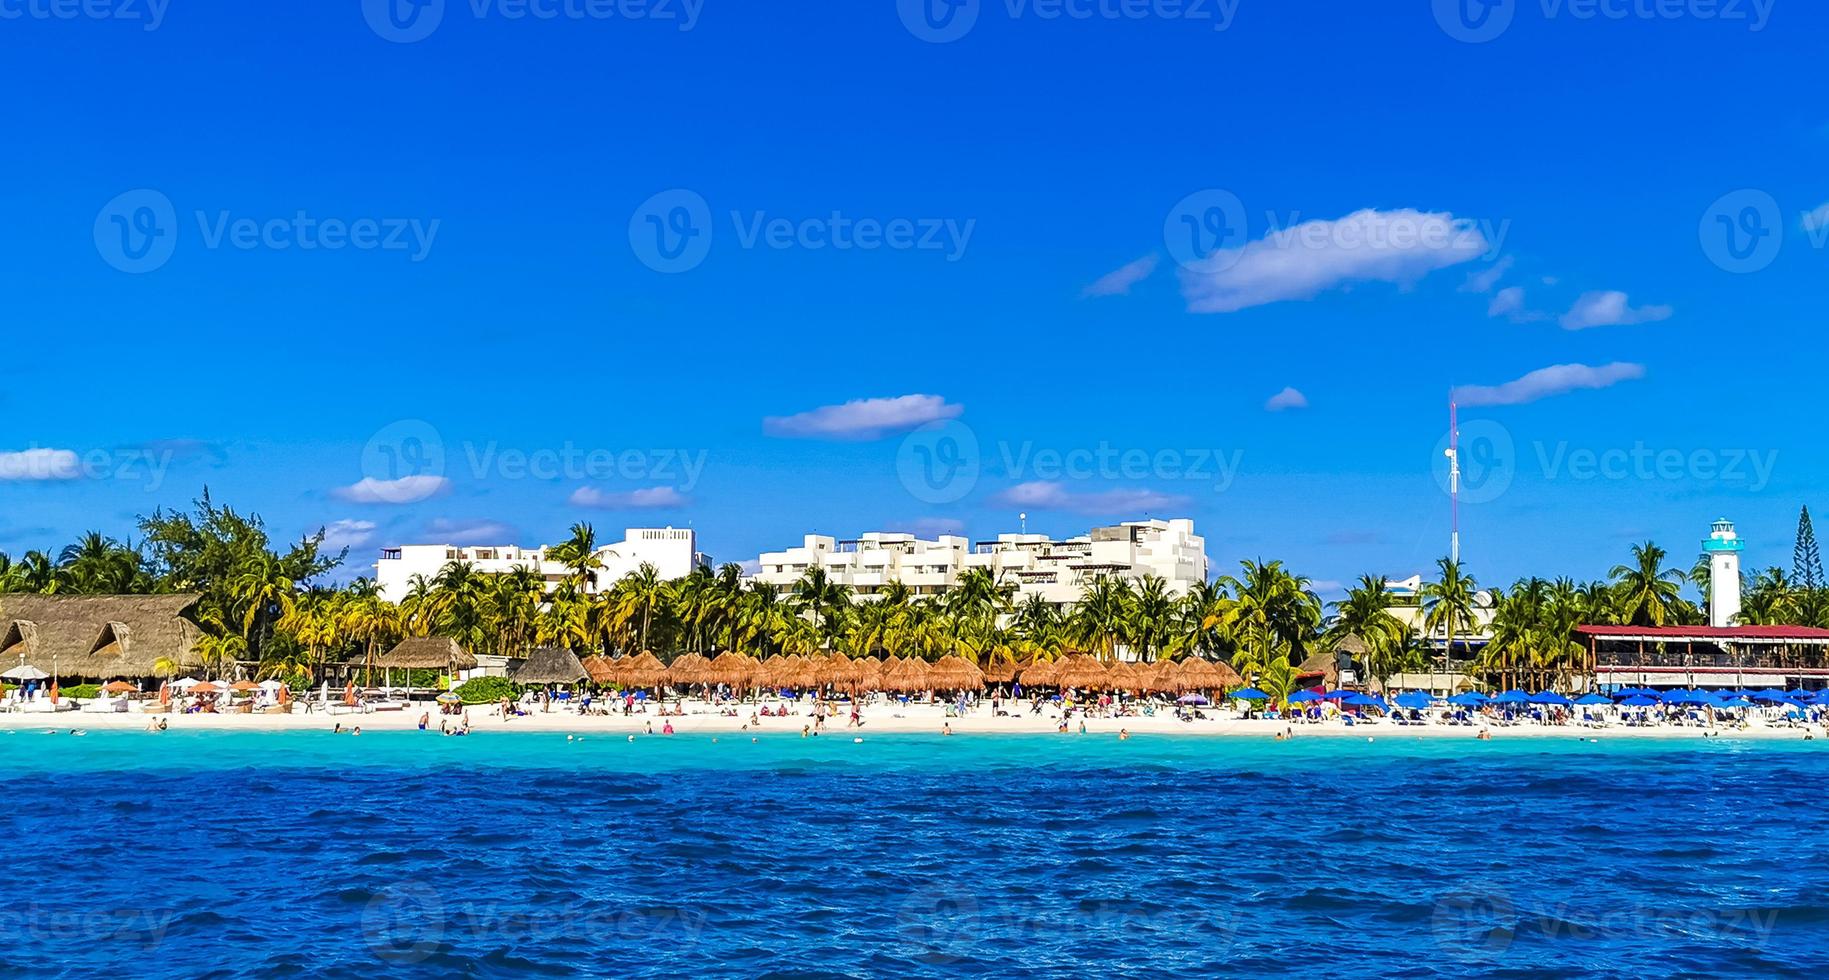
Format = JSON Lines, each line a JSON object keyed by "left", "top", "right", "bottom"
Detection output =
{"left": 374, "top": 527, "right": 699, "bottom": 603}
{"left": 1704, "top": 517, "right": 1743, "bottom": 627}
{"left": 750, "top": 519, "right": 1209, "bottom": 604}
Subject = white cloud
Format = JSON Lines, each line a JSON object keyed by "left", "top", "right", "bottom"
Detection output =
{"left": 331, "top": 475, "right": 450, "bottom": 504}
{"left": 1264, "top": 387, "right": 1308, "bottom": 412}
{"left": 1803, "top": 202, "right": 1829, "bottom": 231}
{"left": 569, "top": 486, "right": 689, "bottom": 509}
{"left": 1453, "top": 362, "right": 1646, "bottom": 407}
{"left": 1559, "top": 290, "right": 1672, "bottom": 330}
{"left": 1487, "top": 286, "right": 1526, "bottom": 319}
{"left": 319, "top": 519, "right": 378, "bottom": 551}
{"left": 994, "top": 480, "right": 1184, "bottom": 515}
{"left": 0, "top": 448, "right": 80, "bottom": 481}
{"left": 1081, "top": 254, "right": 1158, "bottom": 297}
{"left": 425, "top": 518, "right": 515, "bottom": 545}
{"left": 1460, "top": 255, "right": 1513, "bottom": 293}
{"left": 1179, "top": 208, "right": 1490, "bottom": 313}
{"left": 764, "top": 394, "right": 963, "bottom": 440}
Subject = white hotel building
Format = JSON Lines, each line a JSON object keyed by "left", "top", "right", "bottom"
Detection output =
{"left": 749, "top": 518, "right": 1209, "bottom": 605}
{"left": 373, "top": 527, "right": 700, "bottom": 603}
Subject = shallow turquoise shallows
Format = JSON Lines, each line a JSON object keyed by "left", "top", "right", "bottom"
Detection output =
{"left": 2, "top": 731, "right": 1825, "bottom": 977}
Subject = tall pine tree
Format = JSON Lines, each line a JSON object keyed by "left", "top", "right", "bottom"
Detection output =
{"left": 1795, "top": 505, "right": 1824, "bottom": 590}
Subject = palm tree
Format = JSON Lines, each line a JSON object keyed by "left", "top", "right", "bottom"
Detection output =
{"left": 547, "top": 522, "right": 606, "bottom": 591}
{"left": 1072, "top": 575, "right": 1134, "bottom": 660}
{"left": 1610, "top": 541, "right": 1693, "bottom": 627}
{"left": 788, "top": 567, "right": 851, "bottom": 649}
{"left": 1422, "top": 557, "right": 1478, "bottom": 675}
{"left": 615, "top": 562, "right": 672, "bottom": 653}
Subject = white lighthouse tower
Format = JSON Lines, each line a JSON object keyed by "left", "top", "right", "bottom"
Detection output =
{"left": 1703, "top": 518, "right": 1744, "bottom": 627}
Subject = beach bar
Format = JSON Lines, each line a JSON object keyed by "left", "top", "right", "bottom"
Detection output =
{"left": 1578, "top": 624, "right": 1829, "bottom": 690}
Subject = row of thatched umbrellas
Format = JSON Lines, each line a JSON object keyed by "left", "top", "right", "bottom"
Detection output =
{"left": 574, "top": 650, "right": 1245, "bottom": 694}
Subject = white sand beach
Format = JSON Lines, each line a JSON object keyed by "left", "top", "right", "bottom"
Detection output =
{"left": 5, "top": 697, "right": 1824, "bottom": 741}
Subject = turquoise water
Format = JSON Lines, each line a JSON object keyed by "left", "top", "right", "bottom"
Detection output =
{"left": 2, "top": 730, "right": 1825, "bottom": 977}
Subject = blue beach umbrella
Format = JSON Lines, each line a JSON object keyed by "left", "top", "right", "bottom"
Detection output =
{"left": 1619, "top": 695, "right": 1659, "bottom": 707}
{"left": 1446, "top": 692, "right": 1489, "bottom": 706}
{"left": 1287, "top": 690, "right": 1324, "bottom": 704}
{"left": 1574, "top": 693, "right": 1612, "bottom": 705}
{"left": 1231, "top": 688, "right": 1269, "bottom": 701}
{"left": 1714, "top": 697, "right": 1755, "bottom": 709}
{"left": 1394, "top": 691, "right": 1435, "bottom": 710}
{"left": 1664, "top": 690, "right": 1708, "bottom": 705}
{"left": 1492, "top": 690, "right": 1530, "bottom": 704}
{"left": 1615, "top": 687, "right": 1658, "bottom": 698}
{"left": 1528, "top": 691, "right": 1573, "bottom": 706}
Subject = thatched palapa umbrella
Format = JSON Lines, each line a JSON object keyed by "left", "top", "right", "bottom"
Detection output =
{"left": 881, "top": 656, "right": 931, "bottom": 693}
{"left": 980, "top": 658, "right": 1018, "bottom": 685}
{"left": 580, "top": 654, "right": 620, "bottom": 686}
{"left": 666, "top": 653, "right": 713, "bottom": 688}
{"left": 511, "top": 647, "right": 589, "bottom": 686}
{"left": 1018, "top": 657, "right": 1061, "bottom": 687}
{"left": 1052, "top": 654, "right": 1110, "bottom": 691}
{"left": 927, "top": 655, "right": 985, "bottom": 691}
{"left": 619, "top": 651, "right": 668, "bottom": 689}
{"left": 708, "top": 651, "right": 760, "bottom": 690}
{"left": 1105, "top": 662, "right": 1145, "bottom": 693}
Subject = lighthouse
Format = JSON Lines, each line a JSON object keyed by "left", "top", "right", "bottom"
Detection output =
{"left": 1703, "top": 518, "right": 1744, "bottom": 627}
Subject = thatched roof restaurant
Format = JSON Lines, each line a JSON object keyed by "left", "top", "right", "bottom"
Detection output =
{"left": 369, "top": 636, "right": 480, "bottom": 672}
{"left": 511, "top": 647, "right": 589, "bottom": 685}
{"left": 0, "top": 594, "right": 204, "bottom": 679}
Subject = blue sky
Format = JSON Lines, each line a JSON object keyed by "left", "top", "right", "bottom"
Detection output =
{"left": 2, "top": 0, "right": 1824, "bottom": 594}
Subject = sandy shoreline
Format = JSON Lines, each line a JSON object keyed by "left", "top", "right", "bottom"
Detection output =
{"left": 5, "top": 699, "right": 1823, "bottom": 741}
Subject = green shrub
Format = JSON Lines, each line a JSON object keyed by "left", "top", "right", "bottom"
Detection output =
{"left": 453, "top": 676, "right": 521, "bottom": 704}
{"left": 60, "top": 684, "right": 102, "bottom": 700}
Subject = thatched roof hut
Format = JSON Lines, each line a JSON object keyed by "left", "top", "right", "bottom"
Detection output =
{"left": 620, "top": 651, "right": 668, "bottom": 688}
{"left": 1144, "top": 660, "right": 1185, "bottom": 693}
{"left": 708, "top": 651, "right": 760, "bottom": 688}
{"left": 980, "top": 658, "right": 1018, "bottom": 684}
{"left": 880, "top": 657, "right": 932, "bottom": 693}
{"left": 1018, "top": 657, "right": 1061, "bottom": 687}
{"left": 0, "top": 594, "right": 205, "bottom": 679}
{"left": 1176, "top": 657, "right": 1242, "bottom": 691}
{"left": 580, "top": 654, "right": 620, "bottom": 686}
{"left": 1297, "top": 648, "right": 1341, "bottom": 687}
{"left": 1053, "top": 654, "right": 1110, "bottom": 690}
{"left": 666, "top": 652, "right": 713, "bottom": 686}
{"left": 370, "top": 636, "right": 479, "bottom": 671}
{"left": 854, "top": 656, "right": 885, "bottom": 690}
{"left": 1106, "top": 662, "right": 1146, "bottom": 692}
{"left": 927, "top": 655, "right": 985, "bottom": 691}
{"left": 511, "top": 647, "right": 589, "bottom": 685}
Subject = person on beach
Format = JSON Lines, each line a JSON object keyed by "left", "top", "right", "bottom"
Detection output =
{"left": 417, "top": 712, "right": 428, "bottom": 731}
{"left": 942, "top": 723, "right": 952, "bottom": 736}
{"left": 1119, "top": 729, "right": 1130, "bottom": 741}
{"left": 662, "top": 720, "right": 674, "bottom": 735}
{"left": 333, "top": 723, "right": 342, "bottom": 734}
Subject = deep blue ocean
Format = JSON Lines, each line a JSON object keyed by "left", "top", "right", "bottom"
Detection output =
{"left": 1, "top": 730, "right": 1824, "bottom": 978}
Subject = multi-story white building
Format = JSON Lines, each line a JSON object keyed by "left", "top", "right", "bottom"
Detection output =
{"left": 374, "top": 527, "right": 700, "bottom": 603}
{"left": 750, "top": 518, "right": 1208, "bottom": 605}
